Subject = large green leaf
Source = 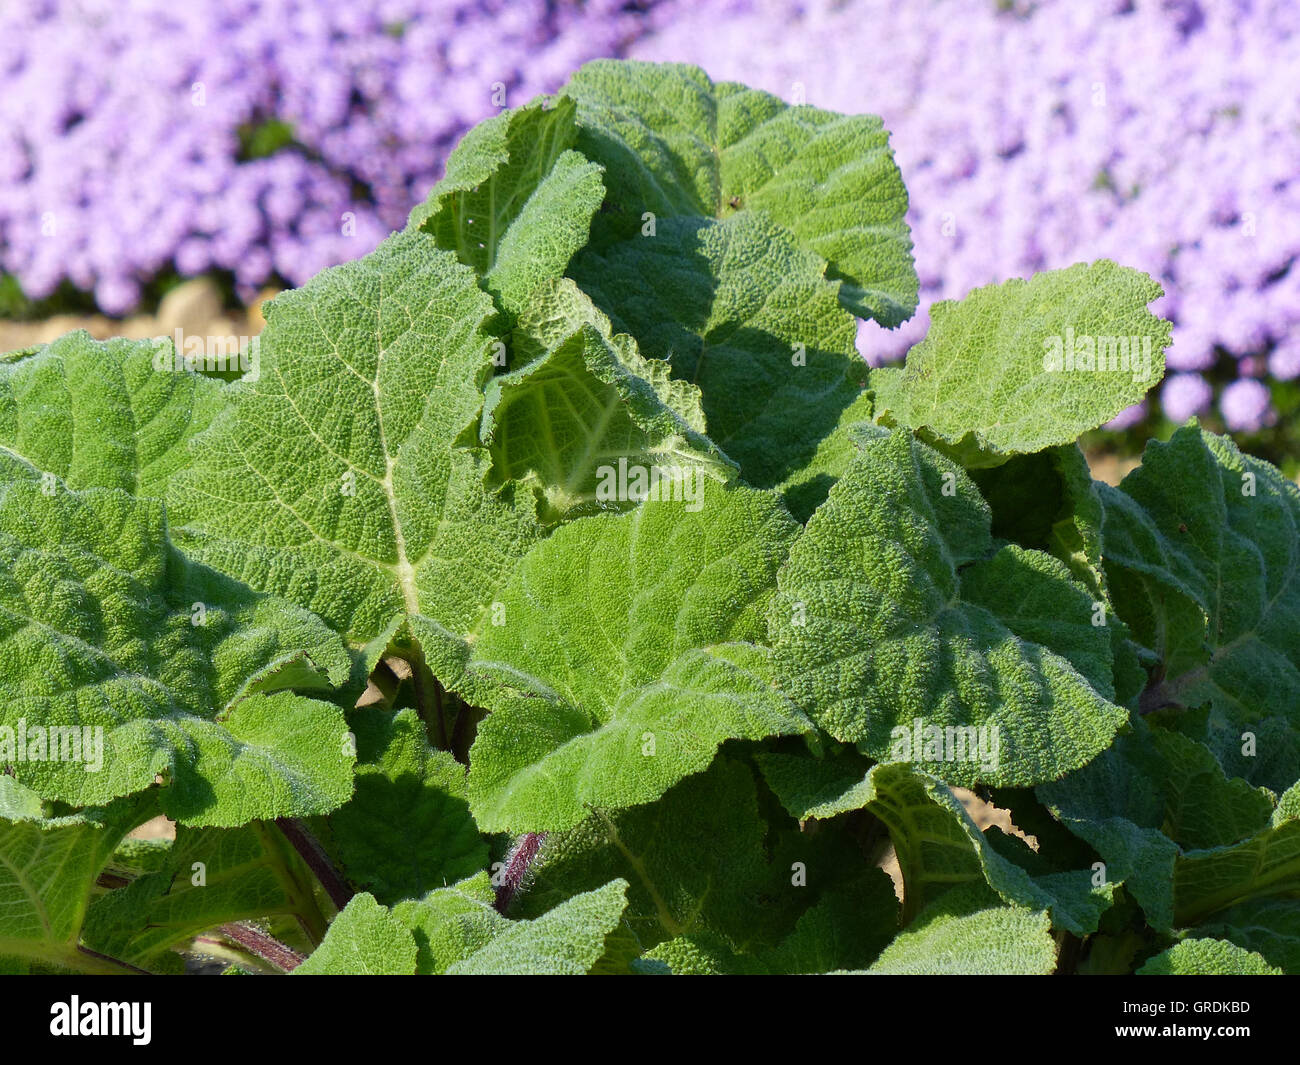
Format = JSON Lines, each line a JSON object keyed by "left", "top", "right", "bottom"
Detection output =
{"left": 520, "top": 757, "right": 814, "bottom": 952}
{"left": 0, "top": 331, "right": 224, "bottom": 499}
{"left": 1174, "top": 788, "right": 1300, "bottom": 926}
{"left": 466, "top": 481, "right": 807, "bottom": 832}
{"left": 169, "top": 230, "right": 541, "bottom": 694}
{"left": 1099, "top": 426, "right": 1300, "bottom": 790}
{"left": 297, "top": 876, "right": 628, "bottom": 975}
{"left": 438, "top": 879, "right": 627, "bottom": 975}
{"left": 408, "top": 97, "right": 605, "bottom": 325}
{"left": 562, "top": 59, "right": 917, "bottom": 325}
{"left": 871, "top": 261, "right": 1170, "bottom": 458}
{"left": 770, "top": 428, "right": 1126, "bottom": 788}
{"left": 572, "top": 212, "right": 868, "bottom": 492}
{"left": 0, "top": 779, "right": 152, "bottom": 971}
{"left": 642, "top": 875, "right": 898, "bottom": 975}
{"left": 1195, "top": 898, "right": 1300, "bottom": 974}
{"left": 294, "top": 892, "right": 416, "bottom": 975}
{"left": 0, "top": 478, "right": 353, "bottom": 824}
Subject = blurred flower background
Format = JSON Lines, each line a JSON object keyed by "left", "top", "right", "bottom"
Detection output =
{"left": 1, "top": 0, "right": 1297, "bottom": 468}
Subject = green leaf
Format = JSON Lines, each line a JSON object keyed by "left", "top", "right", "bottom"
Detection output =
{"left": 0, "top": 331, "right": 225, "bottom": 499}
{"left": 775, "top": 390, "right": 874, "bottom": 523}
{"left": 169, "top": 230, "right": 541, "bottom": 695}
{"left": 757, "top": 754, "right": 1113, "bottom": 933}
{"left": 389, "top": 873, "right": 504, "bottom": 974}
{"left": 508, "top": 278, "right": 709, "bottom": 435}
{"left": 0, "top": 478, "right": 354, "bottom": 824}
{"left": 770, "top": 429, "right": 1126, "bottom": 788}
{"left": 521, "top": 757, "right": 786, "bottom": 951}
{"left": 466, "top": 482, "right": 807, "bottom": 832}
{"left": 83, "top": 821, "right": 323, "bottom": 966}
{"left": 1040, "top": 719, "right": 1291, "bottom": 930}
{"left": 1099, "top": 426, "right": 1300, "bottom": 790}
{"left": 482, "top": 312, "right": 733, "bottom": 524}
{"left": 857, "top": 884, "right": 1058, "bottom": 975}
{"left": 442, "top": 879, "right": 627, "bottom": 975}
{"left": 970, "top": 444, "right": 1108, "bottom": 600}
{"left": 1137, "top": 938, "right": 1282, "bottom": 975}
{"left": 1195, "top": 898, "right": 1300, "bottom": 974}
{"left": 1174, "top": 808, "right": 1300, "bottom": 927}
{"left": 562, "top": 59, "right": 917, "bottom": 325}
{"left": 573, "top": 212, "right": 868, "bottom": 492}
{"left": 409, "top": 97, "right": 605, "bottom": 325}
{"left": 644, "top": 874, "right": 899, "bottom": 974}
{"left": 0, "top": 779, "right": 152, "bottom": 970}
{"left": 871, "top": 261, "right": 1170, "bottom": 458}
{"left": 294, "top": 892, "right": 416, "bottom": 975}
{"left": 315, "top": 708, "right": 487, "bottom": 905}
{"left": 388, "top": 874, "right": 630, "bottom": 975}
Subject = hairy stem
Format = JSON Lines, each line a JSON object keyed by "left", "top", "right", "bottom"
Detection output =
{"left": 219, "top": 923, "right": 306, "bottom": 972}
{"left": 274, "top": 817, "right": 353, "bottom": 914}
{"left": 494, "top": 832, "right": 547, "bottom": 914}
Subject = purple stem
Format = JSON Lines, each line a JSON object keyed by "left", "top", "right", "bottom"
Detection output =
{"left": 275, "top": 817, "right": 354, "bottom": 912}
{"left": 219, "top": 923, "right": 306, "bottom": 972}
{"left": 494, "top": 832, "right": 547, "bottom": 914}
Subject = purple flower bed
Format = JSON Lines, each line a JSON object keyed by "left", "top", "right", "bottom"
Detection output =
{"left": 633, "top": 0, "right": 1300, "bottom": 431}
{"left": 0, "top": 0, "right": 651, "bottom": 313}
{"left": 3, "top": 0, "right": 1297, "bottom": 432}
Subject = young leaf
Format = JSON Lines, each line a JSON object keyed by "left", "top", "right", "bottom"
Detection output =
{"left": 294, "top": 892, "right": 416, "bottom": 975}
{"left": 871, "top": 261, "right": 1171, "bottom": 458}
{"left": 562, "top": 59, "right": 917, "bottom": 325}
{"left": 855, "top": 884, "right": 1058, "bottom": 975}
{"left": 481, "top": 317, "right": 733, "bottom": 523}
{"left": 770, "top": 429, "right": 1126, "bottom": 788}
{"left": 970, "top": 444, "right": 1108, "bottom": 599}
{"left": 573, "top": 212, "right": 867, "bottom": 493}
{"left": 466, "top": 481, "right": 807, "bottom": 832}
{"left": 1137, "top": 938, "right": 1282, "bottom": 975}
{"left": 408, "top": 97, "right": 605, "bottom": 325}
